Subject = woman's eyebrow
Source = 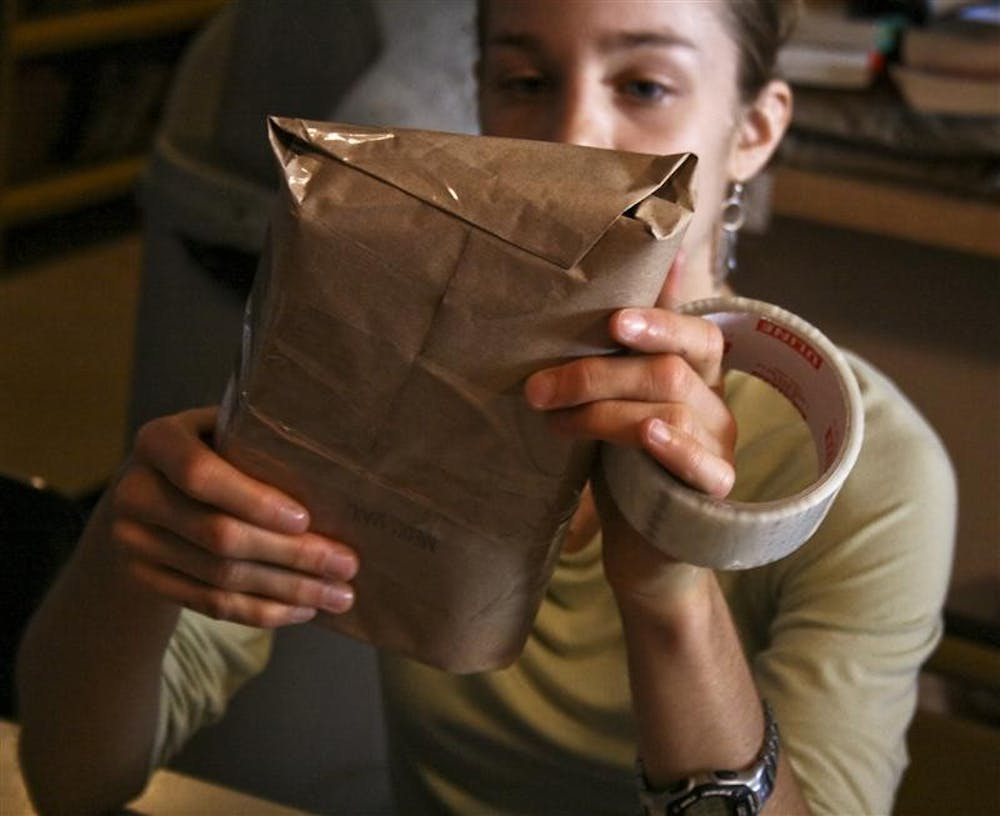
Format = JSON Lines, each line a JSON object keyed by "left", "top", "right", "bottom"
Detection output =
{"left": 485, "top": 29, "right": 698, "bottom": 55}
{"left": 598, "top": 29, "right": 698, "bottom": 54}
{"left": 484, "top": 32, "right": 543, "bottom": 53}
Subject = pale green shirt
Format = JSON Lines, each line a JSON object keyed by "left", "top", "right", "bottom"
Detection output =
{"left": 155, "top": 352, "right": 956, "bottom": 815}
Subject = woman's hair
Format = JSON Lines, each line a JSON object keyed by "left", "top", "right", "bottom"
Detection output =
{"left": 720, "top": 0, "right": 799, "bottom": 102}
{"left": 475, "top": 0, "right": 799, "bottom": 104}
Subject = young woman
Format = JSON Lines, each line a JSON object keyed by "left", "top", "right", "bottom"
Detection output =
{"left": 17, "top": 2, "right": 955, "bottom": 814}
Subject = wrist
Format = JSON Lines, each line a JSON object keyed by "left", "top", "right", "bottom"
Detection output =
{"left": 612, "top": 561, "right": 716, "bottom": 629}
{"left": 636, "top": 700, "right": 780, "bottom": 816}
{"left": 601, "top": 507, "right": 717, "bottom": 620}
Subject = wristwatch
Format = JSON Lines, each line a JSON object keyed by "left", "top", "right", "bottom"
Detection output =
{"left": 636, "top": 701, "right": 779, "bottom": 816}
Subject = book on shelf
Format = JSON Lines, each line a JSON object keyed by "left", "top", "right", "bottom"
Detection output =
{"left": 891, "top": 67, "right": 1000, "bottom": 116}
{"left": 893, "top": 11, "right": 1000, "bottom": 115}
{"left": 779, "top": 1, "right": 900, "bottom": 89}
{"left": 778, "top": 44, "right": 883, "bottom": 89}
{"left": 902, "top": 18, "right": 1000, "bottom": 78}
{"left": 798, "top": 2, "right": 900, "bottom": 51}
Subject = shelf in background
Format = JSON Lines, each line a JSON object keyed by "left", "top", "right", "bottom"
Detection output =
{"left": 772, "top": 166, "right": 1000, "bottom": 259}
{"left": 0, "top": 233, "right": 141, "bottom": 496}
{"left": 0, "top": 0, "right": 226, "bottom": 268}
{"left": 10, "top": 0, "right": 226, "bottom": 57}
{"left": 0, "top": 155, "right": 144, "bottom": 226}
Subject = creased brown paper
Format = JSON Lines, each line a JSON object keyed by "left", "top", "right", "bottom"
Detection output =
{"left": 215, "top": 117, "right": 695, "bottom": 672}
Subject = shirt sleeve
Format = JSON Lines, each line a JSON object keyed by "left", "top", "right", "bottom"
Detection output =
{"left": 750, "top": 356, "right": 957, "bottom": 815}
{"left": 150, "top": 610, "right": 274, "bottom": 769}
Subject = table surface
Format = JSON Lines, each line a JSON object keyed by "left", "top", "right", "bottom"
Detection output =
{"left": 0, "top": 720, "right": 309, "bottom": 815}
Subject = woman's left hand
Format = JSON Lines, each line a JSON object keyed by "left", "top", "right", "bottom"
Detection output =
{"left": 524, "top": 304, "right": 737, "bottom": 604}
{"left": 524, "top": 305, "right": 737, "bottom": 498}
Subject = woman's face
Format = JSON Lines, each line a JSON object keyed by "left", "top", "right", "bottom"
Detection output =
{"left": 478, "top": 0, "right": 750, "bottom": 293}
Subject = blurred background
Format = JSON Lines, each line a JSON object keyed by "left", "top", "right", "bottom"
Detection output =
{"left": 0, "top": 0, "right": 997, "bottom": 814}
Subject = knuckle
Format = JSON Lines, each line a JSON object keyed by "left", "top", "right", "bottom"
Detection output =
{"left": 132, "top": 419, "right": 161, "bottom": 459}
{"left": 124, "top": 559, "right": 171, "bottom": 603}
{"left": 109, "top": 516, "right": 135, "bottom": 546}
{"left": 254, "top": 609, "right": 282, "bottom": 629}
{"left": 664, "top": 404, "right": 696, "bottom": 438}
{"left": 177, "top": 453, "right": 218, "bottom": 499}
{"left": 109, "top": 481, "right": 133, "bottom": 520}
{"left": 294, "top": 578, "right": 325, "bottom": 608}
{"left": 110, "top": 518, "right": 147, "bottom": 558}
{"left": 651, "top": 355, "right": 688, "bottom": 397}
{"left": 563, "top": 359, "right": 596, "bottom": 402}
{"left": 285, "top": 536, "right": 311, "bottom": 569}
{"left": 111, "top": 465, "right": 147, "bottom": 516}
{"left": 134, "top": 415, "right": 182, "bottom": 461}
{"left": 202, "top": 515, "right": 243, "bottom": 557}
{"left": 581, "top": 359, "right": 606, "bottom": 396}
{"left": 291, "top": 538, "right": 326, "bottom": 575}
{"left": 702, "top": 321, "right": 725, "bottom": 361}
{"left": 123, "top": 557, "right": 152, "bottom": 588}
{"left": 202, "top": 589, "right": 237, "bottom": 622}
{"left": 681, "top": 443, "right": 707, "bottom": 484}
{"left": 257, "top": 606, "right": 296, "bottom": 630}
{"left": 211, "top": 557, "right": 246, "bottom": 589}
{"left": 659, "top": 312, "right": 683, "bottom": 345}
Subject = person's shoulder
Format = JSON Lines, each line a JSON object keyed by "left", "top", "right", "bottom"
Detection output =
{"left": 725, "top": 348, "right": 955, "bottom": 531}
{"left": 781, "top": 349, "right": 957, "bottom": 604}
{"left": 845, "top": 349, "right": 954, "bottom": 494}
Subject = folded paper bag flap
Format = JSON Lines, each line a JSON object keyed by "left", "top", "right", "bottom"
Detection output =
{"left": 268, "top": 116, "right": 694, "bottom": 269}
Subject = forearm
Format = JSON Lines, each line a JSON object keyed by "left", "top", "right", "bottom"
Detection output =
{"left": 616, "top": 566, "right": 811, "bottom": 815}
{"left": 15, "top": 494, "right": 180, "bottom": 815}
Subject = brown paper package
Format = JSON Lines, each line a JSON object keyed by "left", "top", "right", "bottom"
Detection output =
{"left": 215, "top": 117, "right": 695, "bottom": 672}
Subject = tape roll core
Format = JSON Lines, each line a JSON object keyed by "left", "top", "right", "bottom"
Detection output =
{"left": 600, "top": 296, "right": 864, "bottom": 570}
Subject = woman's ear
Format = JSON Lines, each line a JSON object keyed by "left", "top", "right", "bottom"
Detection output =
{"left": 728, "top": 79, "right": 792, "bottom": 182}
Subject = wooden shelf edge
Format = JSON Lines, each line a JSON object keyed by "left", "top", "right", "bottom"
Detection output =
{"left": 0, "top": 156, "right": 145, "bottom": 225}
{"left": 772, "top": 166, "right": 1000, "bottom": 259}
{"left": 926, "top": 634, "right": 1000, "bottom": 693}
{"left": 11, "top": 0, "right": 226, "bottom": 57}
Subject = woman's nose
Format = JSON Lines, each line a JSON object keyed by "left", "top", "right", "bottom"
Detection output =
{"left": 548, "top": 88, "right": 615, "bottom": 149}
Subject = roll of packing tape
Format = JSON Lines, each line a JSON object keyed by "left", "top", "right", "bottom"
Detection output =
{"left": 600, "top": 296, "right": 864, "bottom": 570}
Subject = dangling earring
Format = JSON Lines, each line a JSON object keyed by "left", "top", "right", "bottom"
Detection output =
{"left": 715, "top": 181, "right": 745, "bottom": 284}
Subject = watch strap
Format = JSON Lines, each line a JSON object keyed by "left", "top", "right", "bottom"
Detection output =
{"left": 636, "top": 700, "right": 779, "bottom": 816}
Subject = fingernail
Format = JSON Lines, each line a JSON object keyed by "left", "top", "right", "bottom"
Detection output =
{"left": 647, "top": 419, "right": 672, "bottom": 446}
{"left": 324, "top": 551, "right": 358, "bottom": 580}
{"left": 618, "top": 310, "right": 648, "bottom": 341}
{"left": 289, "top": 607, "right": 317, "bottom": 623}
{"left": 714, "top": 467, "right": 735, "bottom": 498}
{"left": 276, "top": 503, "right": 309, "bottom": 532}
{"left": 525, "top": 373, "right": 555, "bottom": 409}
{"left": 322, "top": 585, "right": 354, "bottom": 613}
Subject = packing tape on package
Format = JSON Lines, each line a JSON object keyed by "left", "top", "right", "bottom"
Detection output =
{"left": 600, "top": 296, "right": 864, "bottom": 570}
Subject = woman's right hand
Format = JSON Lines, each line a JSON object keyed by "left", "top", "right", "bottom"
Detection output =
{"left": 109, "top": 407, "right": 358, "bottom": 628}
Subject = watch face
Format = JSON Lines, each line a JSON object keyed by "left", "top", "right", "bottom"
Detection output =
{"left": 669, "top": 789, "right": 757, "bottom": 816}
{"left": 683, "top": 798, "right": 734, "bottom": 816}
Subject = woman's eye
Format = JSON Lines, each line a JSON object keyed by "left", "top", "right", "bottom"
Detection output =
{"left": 621, "top": 79, "right": 671, "bottom": 102}
{"left": 495, "top": 74, "right": 551, "bottom": 97}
